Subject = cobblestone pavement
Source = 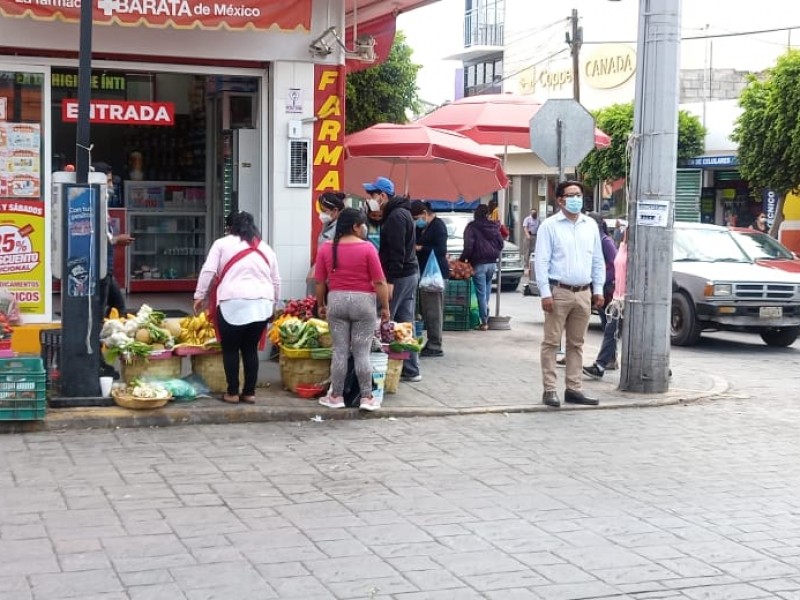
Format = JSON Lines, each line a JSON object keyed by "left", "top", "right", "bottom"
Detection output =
{"left": 3, "top": 392, "right": 800, "bottom": 599}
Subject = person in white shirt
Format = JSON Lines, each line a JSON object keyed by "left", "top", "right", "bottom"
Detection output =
{"left": 534, "top": 181, "right": 605, "bottom": 407}
{"left": 522, "top": 208, "right": 540, "bottom": 272}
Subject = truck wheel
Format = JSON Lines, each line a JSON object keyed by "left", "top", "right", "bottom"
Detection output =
{"left": 671, "top": 292, "right": 702, "bottom": 346}
{"left": 760, "top": 327, "right": 799, "bottom": 347}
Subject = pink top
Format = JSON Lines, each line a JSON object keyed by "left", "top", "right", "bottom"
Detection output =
{"left": 315, "top": 240, "right": 385, "bottom": 294}
{"left": 613, "top": 241, "right": 627, "bottom": 300}
{"left": 194, "top": 235, "right": 281, "bottom": 303}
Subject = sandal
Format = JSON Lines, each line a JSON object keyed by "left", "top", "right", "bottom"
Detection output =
{"left": 219, "top": 394, "right": 239, "bottom": 404}
{"left": 239, "top": 395, "right": 256, "bottom": 404}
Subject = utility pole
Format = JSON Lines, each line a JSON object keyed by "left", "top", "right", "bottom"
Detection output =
{"left": 619, "top": 0, "right": 681, "bottom": 393}
{"left": 565, "top": 9, "right": 582, "bottom": 103}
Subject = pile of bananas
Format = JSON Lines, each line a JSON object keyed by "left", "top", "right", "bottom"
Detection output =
{"left": 177, "top": 312, "right": 217, "bottom": 346}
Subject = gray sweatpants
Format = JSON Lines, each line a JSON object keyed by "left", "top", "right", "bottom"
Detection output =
{"left": 327, "top": 291, "right": 377, "bottom": 399}
{"left": 390, "top": 273, "right": 420, "bottom": 377}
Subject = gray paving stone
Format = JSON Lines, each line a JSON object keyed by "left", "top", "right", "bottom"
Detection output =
{"left": 129, "top": 583, "right": 188, "bottom": 600}
{"left": 680, "top": 583, "right": 776, "bottom": 599}
{"left": 325, "top": 575, "right": 417, "bottom": 598}
{"left": 531, "top": 563, "right": 597, "bottom": 584}
{"left": 403, "top": 569, "right": 465, "bottom": 591}
{"left": 432, "top": 550, "right": 527, "bottom": 576}
{"left": 29, "top": 569, "right": 123, "bottom": 599}
{"left": 118, "top": 570, "right": 174, "bottom": 587}
{"left": 59, "top": 551, "right": 112, "bottom": 572}
{"left": 269, "top": 576, "right": 334, "bottom": 598}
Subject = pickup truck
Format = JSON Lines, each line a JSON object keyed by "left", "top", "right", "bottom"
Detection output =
{"left": 671, "top": 223, "right": 800, "bottom": 347}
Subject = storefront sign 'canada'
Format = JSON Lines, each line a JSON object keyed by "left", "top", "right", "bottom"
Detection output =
{"left": 0, "top": 0, "right": 311, "bottom": 31}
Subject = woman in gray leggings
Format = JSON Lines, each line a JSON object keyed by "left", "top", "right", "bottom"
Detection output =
{"left": 314, "top": 209, "right": 391, "bottom": 411}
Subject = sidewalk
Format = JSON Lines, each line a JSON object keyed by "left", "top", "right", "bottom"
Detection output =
{"left": 7, "top": 308, "right": 728, "bottom": 432}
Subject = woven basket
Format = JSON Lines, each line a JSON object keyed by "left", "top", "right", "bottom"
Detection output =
{"left": 279, "top": 354, "right": 331, "bottom": 393}
{"left": 112, "top": 389, "right": 171, "bottom": 410}
{"left": 191, "top": 352, "right": 244, "bottom": 393}
{"left": 120, "top": 355, "right": 182, "bottom": 384}
{"left": 385, "top": 359, "right": 403, "bottom": 394}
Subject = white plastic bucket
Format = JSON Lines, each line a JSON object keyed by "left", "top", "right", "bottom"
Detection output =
{"left": 369, "top": 352, "right": 389, "bottom": 404}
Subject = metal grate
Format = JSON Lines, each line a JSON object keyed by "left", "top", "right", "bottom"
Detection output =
{"left": 287, "top": 139, "right": 311, "bottom": 187}
{"left": 734, "top": 283, "right": 797, "bottom": 300}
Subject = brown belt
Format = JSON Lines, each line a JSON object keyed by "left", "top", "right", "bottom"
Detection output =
{"left": 549, "top": 280, "right": 590, "bottom": 292}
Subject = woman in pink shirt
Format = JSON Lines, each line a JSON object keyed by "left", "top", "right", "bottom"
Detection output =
{"left": 315, "top": 208, "right": 390, "bottom": 411}
{"left": 193, "top": 211, "right": 281, "bottom": 404}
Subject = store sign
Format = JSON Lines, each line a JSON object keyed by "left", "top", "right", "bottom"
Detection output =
{"left": 311, "top": 65, "right": 345, "bottom": 256}
{"left": 61, "top": 100, "right": 175, "bottom": 126}
{"left": 584, "top": 44, "right": 637, "bottom": 90}
{"left": 0, "top": 0, "right": 311, "bottom": 31}
{"left": 519, "top": 64, "right": 573, "bottom": 95}
{"left": 684, "top": 155, "right": 739, "bottom": 167}
{"left": 763, "top": 189, "right": 779, "bottom": 228}
{"left": 0, "top": 199, "right": 45, "bottom": 314}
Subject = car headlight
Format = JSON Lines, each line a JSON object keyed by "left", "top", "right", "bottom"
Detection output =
{"left": 502, "top": 253, "right": 521, "bottom": 263}
{"left": 704, "top": 283, "right": 733, "bottom": 297}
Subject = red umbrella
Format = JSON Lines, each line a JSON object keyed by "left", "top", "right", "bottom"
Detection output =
{"left": 418, "top": 93, "right": 611, "bottom": 150}
{"left": 343, "top": 123, "right": 509, "bottom": 201}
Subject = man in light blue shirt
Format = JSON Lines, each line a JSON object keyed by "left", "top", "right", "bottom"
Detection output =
{"left": 534, "top": 180, "right": 605, "bottom": 407}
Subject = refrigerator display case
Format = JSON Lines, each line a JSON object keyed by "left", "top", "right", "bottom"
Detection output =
{"left": 124, "top": 181, "right": 207, "bottom": 292}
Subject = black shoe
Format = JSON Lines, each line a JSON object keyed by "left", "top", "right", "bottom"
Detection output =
{"left": 605, "top": 360, "right": 618, "bottom": 371}
{"left": 420, "top": 348, "right": 444, "bottom": 358}
{"left": 556, "top": 357, "right": 566, "bottom": 367}
{"left": 542, "top": 390, "right": 560, "bottom": 407}
{"left": 582, "top": 364, "right": 604, "bottom": 380}
{"left": 564, "top": 389, "right": 599, "bottom": 405}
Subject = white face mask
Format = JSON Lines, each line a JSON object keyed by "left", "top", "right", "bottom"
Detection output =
{"left": 359, "top": 224, "right": 368, "bottom": 239}
{"left": 319, "top": 212, "right": 333, "bottom": 225}
{"left": 366, "top": 199, "right": 380, "bottom": 212}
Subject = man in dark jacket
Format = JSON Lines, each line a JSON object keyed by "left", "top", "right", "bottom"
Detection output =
{"left": 364, "top": 176, "right": 421, "bottom": 382}
{"left": 410, "top": 200, "right": 449, "bottom": 357}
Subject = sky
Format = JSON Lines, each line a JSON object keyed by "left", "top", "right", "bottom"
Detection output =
{"left": 398, "top": 0, "right": 800, "bottom": 107}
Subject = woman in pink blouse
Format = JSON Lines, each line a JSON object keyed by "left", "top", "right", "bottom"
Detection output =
{"left": 193, "top": 211, "right": 281, "bottom": 404}
{"left": 315, "top": 208, "right": 390, "bottom": 411}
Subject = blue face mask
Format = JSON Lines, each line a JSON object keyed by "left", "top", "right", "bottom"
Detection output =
{"left": 415, "top": 218, "right": 427, "bottom": 228}
{"left": 564, "top": 196, "right": 583, "bottom": 214}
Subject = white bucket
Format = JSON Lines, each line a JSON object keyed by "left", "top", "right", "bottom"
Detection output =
{"left": 369, "top": 352, "right": 389, "bottom": 404}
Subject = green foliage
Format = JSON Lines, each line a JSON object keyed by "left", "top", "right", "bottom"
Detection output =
{"left": 732, "top": 50, "right": 800, "bottom": 197}
{"left": 579, "top": 101, "right": 706, "bottom": 188}
{"left": 345, "top": 31, "right": 422, "bottom": 134}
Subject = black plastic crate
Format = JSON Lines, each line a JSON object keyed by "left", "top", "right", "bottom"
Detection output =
{"left": 40, "top": 328, "right": 62, "bottom": 399}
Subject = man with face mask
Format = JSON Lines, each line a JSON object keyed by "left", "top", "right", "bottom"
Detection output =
{"left": 363, "top": 176, "right": 421, "bottom": 382}
{"left": 534, "top": 180, "right": 605, "bottom": 407}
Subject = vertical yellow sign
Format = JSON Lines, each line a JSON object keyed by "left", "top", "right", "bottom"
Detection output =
{"left": 0, "top": 200, "right": 46, "bottom": 314}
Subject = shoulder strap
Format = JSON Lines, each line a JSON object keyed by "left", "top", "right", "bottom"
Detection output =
{"left": 217, "top": 239, "right": 270, "bottom": 284}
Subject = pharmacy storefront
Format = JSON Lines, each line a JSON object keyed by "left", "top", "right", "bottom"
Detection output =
{"left": 0, "top": 0, "right": 356, "bottom": 323}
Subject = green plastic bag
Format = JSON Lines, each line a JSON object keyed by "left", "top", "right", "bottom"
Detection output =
{"left": 469, "top": 284, "right": 481, "bottom": 329}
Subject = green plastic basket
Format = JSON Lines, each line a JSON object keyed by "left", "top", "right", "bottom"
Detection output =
{"left": 0, "top": 364, "right": 46, "bottom": 421}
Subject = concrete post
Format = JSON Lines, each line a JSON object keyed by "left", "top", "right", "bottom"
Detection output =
{"left": 619, "top": 0, "right": 681, "bottom": 393}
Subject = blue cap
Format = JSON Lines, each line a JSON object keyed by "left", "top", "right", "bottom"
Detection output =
{"left": 363, "top": 176, "right": 395, "bottom": 196}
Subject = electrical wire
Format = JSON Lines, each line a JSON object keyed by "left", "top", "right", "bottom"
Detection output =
{"left": 583, "top": 25, "right": 800, "bottom": 45}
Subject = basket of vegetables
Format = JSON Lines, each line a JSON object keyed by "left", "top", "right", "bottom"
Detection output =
{"left": 273, "top": 312, "right": 333, "bottom": 393}
{"left": 111, "top": 380, "right": 172, "bottom": 410}
{"left": 100, "top": 305, "right": 182, "bottom": 383}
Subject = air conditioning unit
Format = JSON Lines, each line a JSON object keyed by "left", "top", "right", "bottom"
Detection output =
{"left": 287, "top": 139, "right": 311, "bottom": 187}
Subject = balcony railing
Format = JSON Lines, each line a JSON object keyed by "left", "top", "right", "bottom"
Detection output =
{"left": 464, "top": 1, "right": 505, "bottom": 48}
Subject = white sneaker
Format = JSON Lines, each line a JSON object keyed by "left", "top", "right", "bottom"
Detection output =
{"left": 359, "top": 397, "right": 380, "bottom": 411}
{"left": 402, "top": 374, "right": 422, "bottom": 383}
{"left": 318, "top": 395, "right": 345, "bottom": 409}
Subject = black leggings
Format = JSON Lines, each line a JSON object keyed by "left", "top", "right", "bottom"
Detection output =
{"left": 217, "top": 310, "right": 267, "bottom": 396}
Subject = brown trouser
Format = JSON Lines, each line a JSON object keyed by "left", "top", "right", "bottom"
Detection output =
{"left": 540, "top": 286, "right": 592, "bottom": 392}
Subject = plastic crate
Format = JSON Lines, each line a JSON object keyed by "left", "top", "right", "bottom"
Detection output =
{"left": 444, "top": 279, "right": 473, "bottom": 307}
{"left": 442, "top": 306, "right": 472, "bottom": 331}
{"left": 0, "top": 357, "right": 46, "bottom": 421}
{"left": 40, "top": 328, "right": 61, "bottom": 398}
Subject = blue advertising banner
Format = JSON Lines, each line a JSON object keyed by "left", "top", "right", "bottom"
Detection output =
{"left": 763, "top": 189, "right": 779, "bottom": 228}
{"left": 66, "top": 186, "right": 96, "bottom": 298}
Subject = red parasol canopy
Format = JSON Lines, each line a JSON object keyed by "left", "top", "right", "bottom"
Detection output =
{"left": 418, "top": 93, "right": 612, "bottom": 150}
{"left": 344, "top": 122, "right": 509, "bottom": 201}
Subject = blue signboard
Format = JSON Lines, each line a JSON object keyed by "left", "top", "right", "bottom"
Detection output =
{"left": 66, "top": 186, "right": 97, "bottom": 297}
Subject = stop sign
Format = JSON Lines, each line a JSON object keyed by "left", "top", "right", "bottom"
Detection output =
{"left": 529, "top": 99, "right": 596, "bottom": 168}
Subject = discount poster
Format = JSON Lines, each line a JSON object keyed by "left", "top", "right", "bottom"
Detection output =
{"left": 0, "top": 199, "right": 46, "bottom": 314}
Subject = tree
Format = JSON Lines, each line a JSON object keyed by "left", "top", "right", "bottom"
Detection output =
{"left": 345, "top": 31, "right": 422, "bottom": 134}
{"left": 579, "top": 101, "right": 706, "bottom": 189}
{"left": 732, "top": 50, "right": 800, "bottom": 234}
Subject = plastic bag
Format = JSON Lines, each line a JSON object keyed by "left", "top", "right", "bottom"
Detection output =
{"left": 160, "top": 378, "right": 198, "bottom": 400}
{"left": 419, "top": 254, "right": 445, "bottom": 292}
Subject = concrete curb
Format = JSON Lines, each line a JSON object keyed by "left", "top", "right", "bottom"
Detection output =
{"left": 0, "top": 375, "right": 730, "bottom": 434}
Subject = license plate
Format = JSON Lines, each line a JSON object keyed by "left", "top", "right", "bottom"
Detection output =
{"left": 760, "top": 306, "right": 783, "bottom": 318}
